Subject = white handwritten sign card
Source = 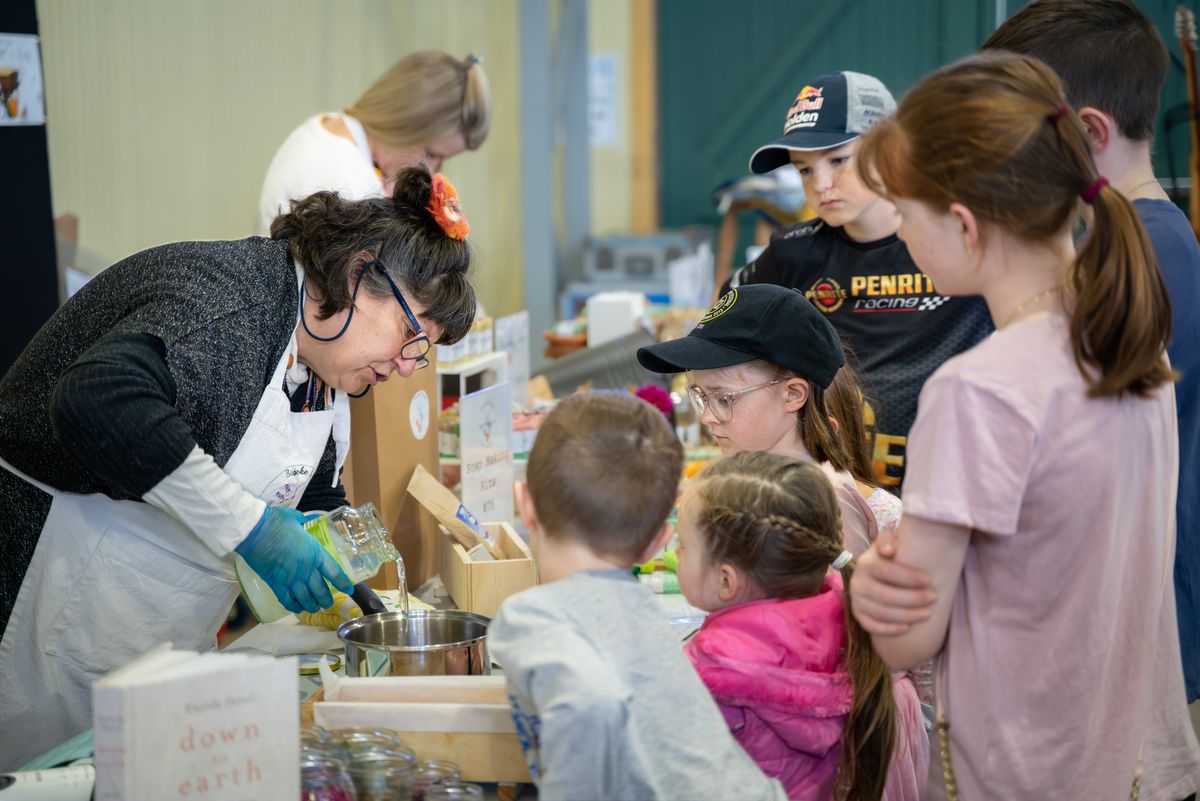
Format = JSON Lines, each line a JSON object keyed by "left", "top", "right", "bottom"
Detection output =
{"left": 460, "top": 381, "right": 514, "bottom": 525}
{"left": 495, "top": 311, "right": 531, "bottom": 406}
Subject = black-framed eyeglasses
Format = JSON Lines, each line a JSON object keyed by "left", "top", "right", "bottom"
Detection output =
{"left": 371, "top": 262, "right": 432, "bottom": 370}
{"left": 687, "top": 379, "right": 783, "bottom": 423}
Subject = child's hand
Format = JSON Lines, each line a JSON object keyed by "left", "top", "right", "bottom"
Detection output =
{"left": 848, "top": 531, "right": 935, "bottom": 636}
{"left": 874, "top": 527, "right": 900, "bottom": 558}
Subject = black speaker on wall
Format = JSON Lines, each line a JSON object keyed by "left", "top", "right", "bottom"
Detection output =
{"left": 0, "top": 0, "right": 57, "bottom": 377}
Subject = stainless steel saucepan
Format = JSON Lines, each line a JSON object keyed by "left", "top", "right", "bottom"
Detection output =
{"left": 337, "top": 610, "right": 490, "bottom": 677}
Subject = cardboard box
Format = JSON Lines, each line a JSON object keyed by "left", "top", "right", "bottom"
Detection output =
{"left": 345, "top": 361, "right": 441, "bottom": 588}
{"left": 439, "top": 522, "right": 537, "bottom": 618}
{"left": 407, "top": 463, "right": 505, "bottom": 559}
{"left": 313, "top": 676, "right": 530, "bottom": 783}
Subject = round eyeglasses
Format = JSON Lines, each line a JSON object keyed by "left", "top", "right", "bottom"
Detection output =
{"left": 399, "top": 335, "right": 431, "bottom": 370}
{"left": 687, "top": 379, "right": 784, "bottom": 423}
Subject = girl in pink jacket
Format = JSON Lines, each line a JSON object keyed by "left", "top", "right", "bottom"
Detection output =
{"left": 677, "top": 451, "right": 927, "bottom": 801}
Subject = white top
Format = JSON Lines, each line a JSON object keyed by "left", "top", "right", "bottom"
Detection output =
{"left": 257, "top": 113, "right": 383, "bottom": 235}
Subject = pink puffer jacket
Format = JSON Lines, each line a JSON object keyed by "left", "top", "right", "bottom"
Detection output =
{"left": 685, "top": 574, "right": 928, "bottom": 801}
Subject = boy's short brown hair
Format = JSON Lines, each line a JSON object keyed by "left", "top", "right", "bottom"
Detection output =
{"left": 981, "top": 0, "right": 1168, "bottom": 142}
{"left": 527, "top": 392, "right": 683, "bottom": 563}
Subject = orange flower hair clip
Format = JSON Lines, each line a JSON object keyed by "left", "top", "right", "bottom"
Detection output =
{"left": 427, "top": 173, "right": 471, "bottom": 240}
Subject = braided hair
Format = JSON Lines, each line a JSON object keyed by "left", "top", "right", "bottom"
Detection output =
{"left": 694, "top": 451, "right": 896, "bottom": 801}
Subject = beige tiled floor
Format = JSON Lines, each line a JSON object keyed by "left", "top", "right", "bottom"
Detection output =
{"left": 1192, "top": 701, "right": 1200, "bottom": 741}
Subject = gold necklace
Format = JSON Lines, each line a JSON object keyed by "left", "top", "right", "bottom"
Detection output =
{"left": 1001, "top": 286, "right": 1061, "bottom": 329}
{"left": 1125, "top": 178, "right": 1161, "bottom": 197}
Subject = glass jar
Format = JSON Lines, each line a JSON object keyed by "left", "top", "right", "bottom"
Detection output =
{"left": 346, "top": 740, "right": 418, "bottom": 767}
{"left": 301, "top": 724, "right": 334, "bottom": 746}
{"left": 237, "top": 502, "right": 402, "bottom": 622}
{"left": 346, "top": 753, "right": 414, "bottom": 801}
{"left": 313, "top": 504, "right": 401, "bottom": 582}
{"left": 302, "top": 727, "right": 349, "bottom": 767}
{"left": 425, "top": 783, "right": 484, "bottom": 801}
{"left": 332, "top": 727, "right": 417, "bottom": 775}
{"left": 334, "top": 726, "right": 405, "bottom": 746}
{"left": 300, "top": 757, "right": 357, "bottom": 801}
{"left": 302, "top": 739, "right": 350, "bottom": 768}
{"left": 411, "top": 760, "right": 461, "bottom": 801}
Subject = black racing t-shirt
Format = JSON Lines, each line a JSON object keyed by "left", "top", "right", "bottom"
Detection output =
{"left": 725, "top": 219, "right": 994, "bottom": 489}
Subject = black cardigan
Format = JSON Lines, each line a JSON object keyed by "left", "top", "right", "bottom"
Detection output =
{"left": 0, "top": 236, "right": 345, "bottom": 630}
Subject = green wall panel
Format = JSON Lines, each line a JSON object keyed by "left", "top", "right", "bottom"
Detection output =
{"left": 658, "top": 0, "right": 1200, "bottom": 231}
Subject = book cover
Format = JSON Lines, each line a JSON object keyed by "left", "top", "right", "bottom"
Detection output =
{"left": 94, "top": 645, "right": 299, "bottom": 801}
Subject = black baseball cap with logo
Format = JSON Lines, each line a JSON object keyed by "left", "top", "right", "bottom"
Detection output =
{"left": 748, "top": 71, "right": 896, "bottom": 174}
{"left": 636, "top": 284, "right": 845, "bottom": 389}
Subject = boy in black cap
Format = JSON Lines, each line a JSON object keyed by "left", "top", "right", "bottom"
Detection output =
{"left": 726, "top": 70, "right": 993, "bottom": 491}
{"left": 638, "top": 283, "right": 877, "bottom": 555}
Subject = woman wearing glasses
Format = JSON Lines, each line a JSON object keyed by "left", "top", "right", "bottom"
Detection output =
{"left": 0, "top": 166, "right": 474, "bottom": 770}
{"left": 637, "top": 283, "right": 876, "bottom": 555}
{"left": 257, "top": 50, "right": 490, "bottom": 235}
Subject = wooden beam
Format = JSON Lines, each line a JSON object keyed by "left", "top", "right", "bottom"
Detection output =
{"left": 630, "top": 0, "right": 660, "bottom": 232}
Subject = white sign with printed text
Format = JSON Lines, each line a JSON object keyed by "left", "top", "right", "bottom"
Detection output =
{"left": 460, "top": 381, "right": 514, "bottom": 524}
{"left": 495, "top": 311, "right": 531, "bottom": 406}
{"left": 589, "top": 53, "right": 620, "bottom": 147}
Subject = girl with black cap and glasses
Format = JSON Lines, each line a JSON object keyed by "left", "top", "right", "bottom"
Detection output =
{"left": 637, "top": 283, "right": 878, "bottom": 555}
{"left": 0, "top": 166, "right": 475, "bottom": 770}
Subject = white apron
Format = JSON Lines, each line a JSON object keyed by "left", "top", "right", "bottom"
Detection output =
{"left": 0, "top": 314, "right": 349, "bottom": 770}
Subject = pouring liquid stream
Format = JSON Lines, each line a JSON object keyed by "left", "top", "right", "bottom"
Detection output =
{"left": 236, "top": 503, "right": 407, "bottom": 623}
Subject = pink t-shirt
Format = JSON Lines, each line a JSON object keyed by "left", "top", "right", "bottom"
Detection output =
{"left": 816, "top": 462, "right": 878, "bottom": 558}
{"left": 903, "top": 313, "right": 1200, "bottom": 801}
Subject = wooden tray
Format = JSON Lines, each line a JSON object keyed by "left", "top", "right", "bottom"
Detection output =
{"left": 313, "top": 676, "right": 530, "bottom": 783}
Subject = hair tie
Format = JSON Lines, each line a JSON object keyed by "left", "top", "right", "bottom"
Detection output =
{"left": 459, "top": 55, "right": 481, "bottom": 145}
{"left": 427, "top": 173, "right": 470, "bottom": 240}
{"left": 831, "top": 550, "right": 853, "bottom": 570}
{"left": 1050, "top": 105, "right": 1070, "bottom": 123}
{"left": 1081, "top": 176, "right": 1109, "bottom": 205}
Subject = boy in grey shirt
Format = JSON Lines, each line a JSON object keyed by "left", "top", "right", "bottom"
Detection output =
{"left": 489, "top": 393, "right": 787, "bottom": 801}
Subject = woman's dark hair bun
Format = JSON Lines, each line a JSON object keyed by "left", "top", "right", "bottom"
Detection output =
{"left": 272, "top": 161, "right": 476, "bottom": 346}
{"left": 390, "top": 164, "right": 434, "bottom": 211}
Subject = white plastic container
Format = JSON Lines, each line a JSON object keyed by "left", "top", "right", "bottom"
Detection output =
{"left": 585, "top": 291, "right": 646, "bottom": 348}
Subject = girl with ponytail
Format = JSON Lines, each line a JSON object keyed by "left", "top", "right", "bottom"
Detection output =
{"left": 676, "top": 451, "right": 927, "bottom": 801}
{"left": 847, "top": 52, "right": 1200, "bottom": 800}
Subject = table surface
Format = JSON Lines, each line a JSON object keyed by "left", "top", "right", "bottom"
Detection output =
{"left": 18, "top": 573, "right": 705, "bottom": 801}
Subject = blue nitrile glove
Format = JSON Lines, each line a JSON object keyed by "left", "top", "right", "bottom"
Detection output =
{"left": 234, "top": 506, "right": 355, "bottom": 614}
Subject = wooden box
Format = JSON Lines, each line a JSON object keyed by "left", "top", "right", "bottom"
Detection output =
{"left": 439, "top": 522, "right": 538, "bottom": 618}
{"left": 313, "top": 676, "right": 530, "bottom": 783}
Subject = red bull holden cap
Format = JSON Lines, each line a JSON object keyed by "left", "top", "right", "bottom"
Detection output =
{"left": 636, "top": 284, "right": 846, "bottom": 389}
{"left": 749, "top": 71, "right": 896, "bottom": 174}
